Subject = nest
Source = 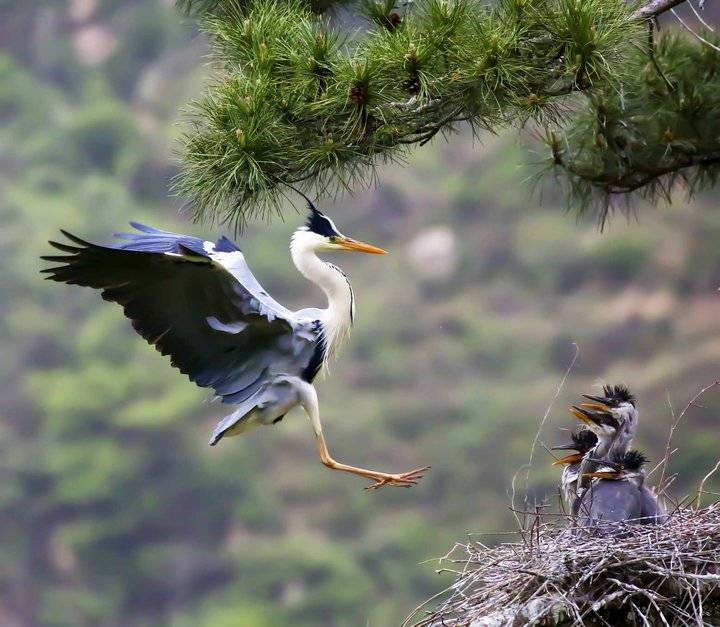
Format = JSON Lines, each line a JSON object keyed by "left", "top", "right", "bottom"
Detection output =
{"left": 407, "top": 503, "right": 720, "bottom": 627}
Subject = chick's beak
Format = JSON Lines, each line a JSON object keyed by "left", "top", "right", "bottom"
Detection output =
{"left": 551, "top": 443, "right": 579, "bottom": 451}
{"left": 337, "top": 237, "right": 388, "bottom": 255}
{"left": 584, "top": 471, "right": 623, "bottom": 480}
{"left": 582, "top": 394, "right": 611, "bottom": 407}
{"left": 570, "top": 406, "right": 598, "bottom": 427}
{"left": 579, "top": 402, "right": 610, "bottom": 412}
{"left": 552, "top": 452, "right": 584, "bottom": 466}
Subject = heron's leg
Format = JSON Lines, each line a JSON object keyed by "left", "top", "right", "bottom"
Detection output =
{"left": 298, "top": 382, "right": 429, "bottom": 490}
{"left": 314, "top": 431, "right": 429, "bottom": 489}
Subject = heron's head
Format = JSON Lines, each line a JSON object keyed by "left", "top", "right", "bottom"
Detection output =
{"left": 551, "top": 428, "right": 598, "bottom": 466}
{"left": 292, "top": 204, "right": 387, "bottom": 255}
{"left": 584, "top": 449, "right": 648, "bottom": 480}
{"left": 581, "top": 383, "right": 638, "bottom": 442}
{"left": 569, "top": 403, "right": 620, "bottom": 441}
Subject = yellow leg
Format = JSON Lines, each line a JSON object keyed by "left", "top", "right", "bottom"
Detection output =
{"left": 315, "top": 432, "right": 430, "bottom": 491}
{"left": 298, "top": 381, "right": 429, "bottom": 491}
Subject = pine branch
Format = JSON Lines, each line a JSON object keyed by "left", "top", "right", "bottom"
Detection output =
{"left": 174, "top": 0, "right": 642, "bottom": 226}
{"left": 176, "top": 0, "right": 353, "bottom": 17}
{"left": 631, "top": 0, "right": 690, "bottom": 20}
{"left": 544, "top": 30, "right": 720, "bottom": 225}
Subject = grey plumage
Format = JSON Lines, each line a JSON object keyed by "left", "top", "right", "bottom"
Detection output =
{"left": 41, "top": 217, "right": 431, "bottom": 490}
{"left": 578, "top": 479, "right": 665, "bottom": 525}
{"left": 42, "top": 223, "right": 325, "bottom": 444}
{"left": 579, "top": 479, "right": 645, "bottom": 523}
{"left": 577, "top": 450, "right": 666, "bottom": 525}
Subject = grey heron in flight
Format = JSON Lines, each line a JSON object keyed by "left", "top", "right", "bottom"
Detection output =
{"left": 41, "top": 202, "right": 429, "bottom": 491}
{"left": 578, "top": 449, "right": 665, "bottom": 525}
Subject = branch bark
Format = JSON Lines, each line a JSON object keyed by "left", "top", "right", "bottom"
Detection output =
{"left": 632, "top": 0, "right": 689, "bottom": 20}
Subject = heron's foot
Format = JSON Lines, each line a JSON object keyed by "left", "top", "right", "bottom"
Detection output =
{"left": 364, "top": 465, "right": 430, "bottom": 491}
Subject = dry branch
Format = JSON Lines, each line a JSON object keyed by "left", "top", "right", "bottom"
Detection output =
{"left": 407, "top": 505, "right": 720, "bottom": 626}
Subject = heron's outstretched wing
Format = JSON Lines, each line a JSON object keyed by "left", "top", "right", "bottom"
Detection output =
{"left": 41, "top": 223, "right": 324, "bottom": 404}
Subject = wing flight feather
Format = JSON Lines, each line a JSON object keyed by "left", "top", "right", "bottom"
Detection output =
{"left": 41, "top": 223, "right": 322, "bottom": 404}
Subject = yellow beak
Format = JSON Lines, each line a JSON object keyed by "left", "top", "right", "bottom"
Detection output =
{"left": 583, "top": 471, "right": 621, "bottom": 480}
{"left": 570, "top": 407, "right": 594, "bottom": 426}
{"left": 579, "top": 402, "right": 610, "bottom": 411}
{"left": 552, "top": 452, "right": 584, "bottom": 466}
{"left": 337, "top": 237, "right": 388, "bottom": 255}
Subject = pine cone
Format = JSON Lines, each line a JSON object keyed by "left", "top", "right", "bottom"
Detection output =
{"left": 387, "top": 12, "right": 402, "bottom": 29}
{"left": 350, "top": 84, "right": 368, "bottom": 105}
{"left": 404, "top": 74, "right": 421, "bottom": 94}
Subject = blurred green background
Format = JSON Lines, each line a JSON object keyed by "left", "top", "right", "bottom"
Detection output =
{"left": 1, "top": 1, "right": 719, "bottom": 625}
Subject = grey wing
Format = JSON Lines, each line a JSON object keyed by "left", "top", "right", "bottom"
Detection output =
{"left": 580, "top": 481, "right": 643, "bottom": 524}
{"left": 41, "top": 224, "right": 323, "bottom": 405}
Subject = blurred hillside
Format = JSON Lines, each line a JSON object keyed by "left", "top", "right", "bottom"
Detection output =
{"left": 1, "top": 1, "right": 719, "bottom": 626}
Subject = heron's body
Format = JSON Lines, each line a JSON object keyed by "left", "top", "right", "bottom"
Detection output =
{"left": 577, "top": 450, "right": 665, "bottom": 525}
{"left": 579, "top": 478, "right": 645, "bottom": 523}
{"left": 42, "top": 203, "right": 428, "bottom": 490}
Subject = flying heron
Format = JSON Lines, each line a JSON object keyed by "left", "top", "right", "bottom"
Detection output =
{"left": 579, "top": 449, "right": 665, "bottom": 525}
{"left": 551, "top": 428, "right": 598, "bottom": 509}
{"left": 41, "top": 202, "right": 430, "bottom": 491}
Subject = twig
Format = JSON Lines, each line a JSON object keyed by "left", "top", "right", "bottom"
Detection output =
{"left": 408, "top": 503, "right": 720, "bottom": 627}
{"left": 670, "top": 8, "right": 720, "bottom": 52}
{"left": 696, "top": 458, "right": 720, "bottom": 510}
{"left": 657, "top": 381, "right": 720, "bottom": 490}
{"left": 632, "top": 0, "right": 690, "bottom": 20}
{"left": 687, "top": 0, "right": 714, "bottom": 32}
{"left": 521, "top": 342, "right": 579, "bottom": 509}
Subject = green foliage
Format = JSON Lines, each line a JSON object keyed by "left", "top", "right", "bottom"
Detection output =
{"left": 176, "top": 0, "right": 354, "bottom": 17}
{"left": 174, "top": 0, "right": 641, "bottom": 226}
{"left": 4, "top": 2, "right": 720, "bottom": 626}
{"left": 545, "top": 30, "right": 720, "bottom": 224}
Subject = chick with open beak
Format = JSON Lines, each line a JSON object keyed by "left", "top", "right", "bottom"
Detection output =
{"left": 551, "top": 428, "right": 598, "bottom": 509}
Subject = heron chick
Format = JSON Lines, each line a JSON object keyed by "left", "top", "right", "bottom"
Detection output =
{"left": 552, "top": 428, "right": 598, "bottom": 509}
{"left": 579, "top": 449, "right": 666, "bottom": 525}
{"left": 42, "top": 200, "right": 429, "bottom": 491}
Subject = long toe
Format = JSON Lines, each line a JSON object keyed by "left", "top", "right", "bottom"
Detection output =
{"left": 365, "top": 465, "right": 430, "bottom": 491}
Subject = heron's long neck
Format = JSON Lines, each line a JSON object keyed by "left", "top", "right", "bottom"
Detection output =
{"left": 291, "top": 244, "right": 353, "bottom": 355}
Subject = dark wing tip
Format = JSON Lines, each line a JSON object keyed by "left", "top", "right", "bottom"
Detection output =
{"left": 47, "top": 240, "right": 83, "bottom": 254}
{"left": 40, "top": 255, "right": 75, "bottom": 263}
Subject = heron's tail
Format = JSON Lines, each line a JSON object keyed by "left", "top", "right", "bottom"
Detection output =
{"left": 209, "top": 404, "right": 257, "bottom": 445}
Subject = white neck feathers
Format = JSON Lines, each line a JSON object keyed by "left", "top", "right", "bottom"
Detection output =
{"left": 290, "top": 231, "right": 354, "bottom": 360}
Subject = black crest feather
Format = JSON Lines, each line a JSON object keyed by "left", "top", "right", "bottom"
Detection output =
{"left": 623, "top": 449, "right": 649, "bottom": 471}
{"left": 270, "top": 176, "right": 339, "bottom": 238}
{"left": 305, "top": 205, "right": 339, "bottom": 237}
{"left": 572, "top": 428, "right": 598, "bottom": 451}
{"left": 602, "top": 383, "right": 636, "bottom": 407}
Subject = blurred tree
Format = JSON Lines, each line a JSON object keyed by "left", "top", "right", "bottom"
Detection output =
{"left": 173, "top": 0, "right": 720, "bottom": 228}
{"left": 3, "top": 2, "right": 720, "bottom": 626}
